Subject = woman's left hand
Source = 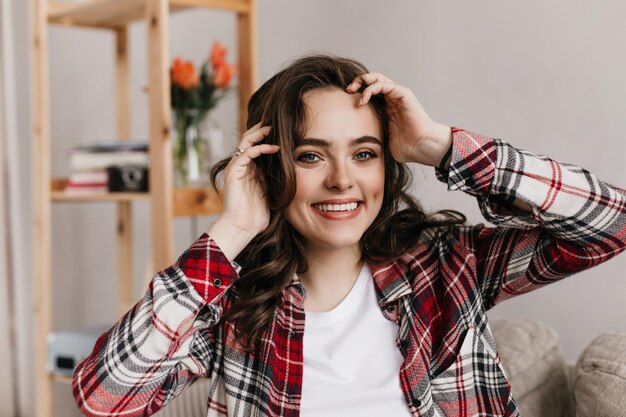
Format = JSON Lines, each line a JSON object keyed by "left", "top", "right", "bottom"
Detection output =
{"left": 345, "top": 73, "right": 451, "bottom": 166}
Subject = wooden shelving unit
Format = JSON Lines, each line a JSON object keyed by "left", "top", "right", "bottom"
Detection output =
{"left": 30, "top": 1, "right": 257, "bottom": 416}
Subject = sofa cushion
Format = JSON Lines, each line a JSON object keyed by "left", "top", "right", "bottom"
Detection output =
{"left": 490, "top": 318, "right": 574, "bottom": 417}
{"left": 573, "top": 332, "right": 626, "bottom": 417}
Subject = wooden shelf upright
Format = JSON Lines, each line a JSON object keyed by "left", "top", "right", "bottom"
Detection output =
{"left": 30, "top": 1, "right": 258, "bottom": 416}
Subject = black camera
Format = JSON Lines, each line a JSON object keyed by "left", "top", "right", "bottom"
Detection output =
{"left": 107, "top": 165, "right": 149, "bottom": 192}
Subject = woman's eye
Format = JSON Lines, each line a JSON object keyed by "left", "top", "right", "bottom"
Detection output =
{"left": 355, "top": 150, "right": 378, "bottom": 160}
{"left": 297, "top": 153, "right": 320, "bottom": 163}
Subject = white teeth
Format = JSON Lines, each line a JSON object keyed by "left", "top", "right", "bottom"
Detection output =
{"left": 314, "top": 202, "right": 359, "bottom": 212}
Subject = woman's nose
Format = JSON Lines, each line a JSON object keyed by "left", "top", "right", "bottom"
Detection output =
{"left": 324, "top": 161, "right": 354, "bottom": 190}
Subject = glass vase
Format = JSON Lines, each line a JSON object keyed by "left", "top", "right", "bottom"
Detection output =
{"left": 199, "top": 115, "right": 229, "bottom": 170}
{"left": 172, "top": 109, "right": 207, "bottom": 188}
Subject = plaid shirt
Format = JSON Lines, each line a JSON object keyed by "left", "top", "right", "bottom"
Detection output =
{"left": 73, "top": 128, "right": 626, "bottom": 417}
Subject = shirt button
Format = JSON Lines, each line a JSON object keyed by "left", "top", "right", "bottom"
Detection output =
{"left": 213, "top": 278, "right": 222, "bottom": 288}
{"left": 386, "top": 304, "right": 396, "bottom": 313}
{"left": 412, "top": 398, "right": 421, "bottom": 407}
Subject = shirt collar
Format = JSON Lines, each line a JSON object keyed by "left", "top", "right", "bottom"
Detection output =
{"left": 369, "top": 258, "right": 413, "bottom": 307}
{"left": 283, "top": 256, "right": 413, "bottom": 309}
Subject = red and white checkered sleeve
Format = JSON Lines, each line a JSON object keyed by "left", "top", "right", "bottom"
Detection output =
{"left": 72, "top": 233, "right": 239, "bottom": 417}
{"left": 437, "top": 128, "right": 626, "bottom": 307}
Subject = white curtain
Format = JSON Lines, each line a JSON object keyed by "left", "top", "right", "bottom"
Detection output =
{"left": 0, "top": 0, "right": 21, "bottom": 414}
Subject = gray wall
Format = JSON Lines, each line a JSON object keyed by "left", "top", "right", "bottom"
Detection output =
{"left": 10, "top": 1, "right": 625, "bottom": 416}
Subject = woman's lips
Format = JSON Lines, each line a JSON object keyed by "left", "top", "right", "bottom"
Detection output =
{"left": 311, "top": 203, "right": 363, "bottom": 220}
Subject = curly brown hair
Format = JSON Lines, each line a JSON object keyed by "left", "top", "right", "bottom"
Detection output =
{"left": 210, "top": 54, "right": 465, "bottom": 352}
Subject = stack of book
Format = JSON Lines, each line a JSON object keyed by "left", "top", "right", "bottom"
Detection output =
{"left": 65, "top": 141, "right": 149, "bottom": 194}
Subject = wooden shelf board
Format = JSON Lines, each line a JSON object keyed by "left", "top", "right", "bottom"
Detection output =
{"left": 173, "top": 186, "right": 223, "bottom": 217}
{"left": 51, "top": 178, "right": 223, "bottom": 216}
{"left": 51, "top": 373, "right": 72, "bottom": 384}
{"left": 52, "top": 191, "right": 149, "bottom": 202}
{"left": 169, "top": 0, "right": 249, "bottom": 13}
{"left": 47, "top": 0, "right": 250, "bottom": 28}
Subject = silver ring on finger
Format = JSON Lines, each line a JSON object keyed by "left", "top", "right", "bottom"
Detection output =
{"left": 232, "top": 147, "right": 246, "bottom": 158}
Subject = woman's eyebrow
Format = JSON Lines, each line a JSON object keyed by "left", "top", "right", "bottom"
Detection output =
{"left": 296, "top": 136, "right": 382, "bottom": 148}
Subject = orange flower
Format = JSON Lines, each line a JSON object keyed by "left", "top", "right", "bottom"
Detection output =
{"left": 213, "top": 63, "right": 236, "bottom": 89}
{"left": 171, "top": 57, "right": 199, "bottom": 89}
{"left": 210, "top": 42, "right": 228, "bottom": 69}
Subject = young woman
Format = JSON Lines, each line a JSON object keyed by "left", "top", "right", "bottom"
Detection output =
{"left": 73, "top": 55, "right": 626, "bottom": 417}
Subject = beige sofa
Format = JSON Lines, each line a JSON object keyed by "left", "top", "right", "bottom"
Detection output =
{"left": 156, "top": 318, "right": 626, "bottom": 417}
{"left": 491, "top": 318, "right": 626, "bottom": 417}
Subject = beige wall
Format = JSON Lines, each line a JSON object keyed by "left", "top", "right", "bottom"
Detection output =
{"left": 10, "top": 1, "right": 625, "bottom": 416}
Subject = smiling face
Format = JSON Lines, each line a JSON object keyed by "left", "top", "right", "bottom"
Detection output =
{"left": 284, "top": 88, "right": 385, "bottom": 254}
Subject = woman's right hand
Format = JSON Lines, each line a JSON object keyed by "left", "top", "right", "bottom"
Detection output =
{"left": 208, "top": 123, "right": 279, "bottom": 260}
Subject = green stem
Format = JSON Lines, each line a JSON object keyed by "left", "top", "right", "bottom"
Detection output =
{"left": 173, "top": 110, "right": 190, "bottom": 184}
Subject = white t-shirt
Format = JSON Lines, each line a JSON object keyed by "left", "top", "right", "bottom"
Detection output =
{"left": 300, "top": 264, "right": 413, "bottom": 416}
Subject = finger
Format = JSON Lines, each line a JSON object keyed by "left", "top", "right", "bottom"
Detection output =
{"left": 347, "top": 73, "right": 392, "bottom": 88}
{"left": 346, "top": 73, "right": 394, "bottom": 92}
{"left": 230, "top": 143, "right": 280, "bottom": 166}
{"left": 359, "top": 81, "right": 404, "bottom": 105}
{"left": 237, "top": 125, "right": 272, "bottom": 150}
